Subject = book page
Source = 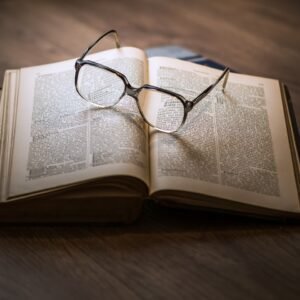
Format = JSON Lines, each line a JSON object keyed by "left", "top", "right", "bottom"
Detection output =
{"left": 148, "top": 57, "right": 299, "bottom": 212}
{"left": 8, "top": 47, "right": 149, "bottom": 198}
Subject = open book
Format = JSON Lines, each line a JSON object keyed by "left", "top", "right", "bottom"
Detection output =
{"left": 1, "top": 46, "right": 299, "bottom": 222}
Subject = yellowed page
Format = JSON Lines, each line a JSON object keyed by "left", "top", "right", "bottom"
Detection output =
{"left": 8, "top": 47, "right": 149, "bottom": 198}
{"left": 148, "top": 56, "right": 299, "bottom": 213}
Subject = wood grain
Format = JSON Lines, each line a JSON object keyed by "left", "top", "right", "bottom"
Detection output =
{"left": 0, "top": 0, "right": 300, "bottom": 299}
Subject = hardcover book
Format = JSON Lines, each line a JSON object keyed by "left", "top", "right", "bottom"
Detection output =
{"left": 0, "top": 44, "right": 299, "bottom": 222}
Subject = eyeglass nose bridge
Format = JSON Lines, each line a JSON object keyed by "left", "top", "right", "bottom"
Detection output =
{"left": 125, "top": 85, "right": 139, "bottom": 98}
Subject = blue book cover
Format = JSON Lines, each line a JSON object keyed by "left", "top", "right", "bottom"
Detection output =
{"left": 146, "top": 45, "right": 228, "bottom": 71}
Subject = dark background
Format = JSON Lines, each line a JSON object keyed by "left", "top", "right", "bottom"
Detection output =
{"left": 0, "top": 0, "right": 300, "bottom": 299}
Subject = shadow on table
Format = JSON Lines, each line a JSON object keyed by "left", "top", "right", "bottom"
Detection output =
{"left": 0, "top": 200, "right": 299, "bottom": 240}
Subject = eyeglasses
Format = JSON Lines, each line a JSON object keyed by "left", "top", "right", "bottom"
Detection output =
{"left": 75, "top": 30, "right": 230, "bottom": 133}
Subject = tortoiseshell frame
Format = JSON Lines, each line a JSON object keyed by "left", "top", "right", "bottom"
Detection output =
{"left": 75, "top": 30, "right": 230, "bottom": 133}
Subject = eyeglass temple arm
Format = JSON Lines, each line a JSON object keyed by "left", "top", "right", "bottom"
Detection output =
{"left": 79, "top": 30, "right": 121, "bottom": 60}
{"left": 192, "top": 68, "right": 230, "bottom": 106}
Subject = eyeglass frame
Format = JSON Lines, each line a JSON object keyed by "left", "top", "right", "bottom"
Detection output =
{"left": 74, "top": 29, "right": 230, "bottom": 133}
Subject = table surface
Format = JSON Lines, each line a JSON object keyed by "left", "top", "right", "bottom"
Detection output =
{"left": 1, "top": 0, "right": 300, "bottom": 299}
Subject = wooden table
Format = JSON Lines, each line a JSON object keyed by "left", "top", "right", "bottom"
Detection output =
{"left": 0, "top": 0, "right": 300, "bottom": 299}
